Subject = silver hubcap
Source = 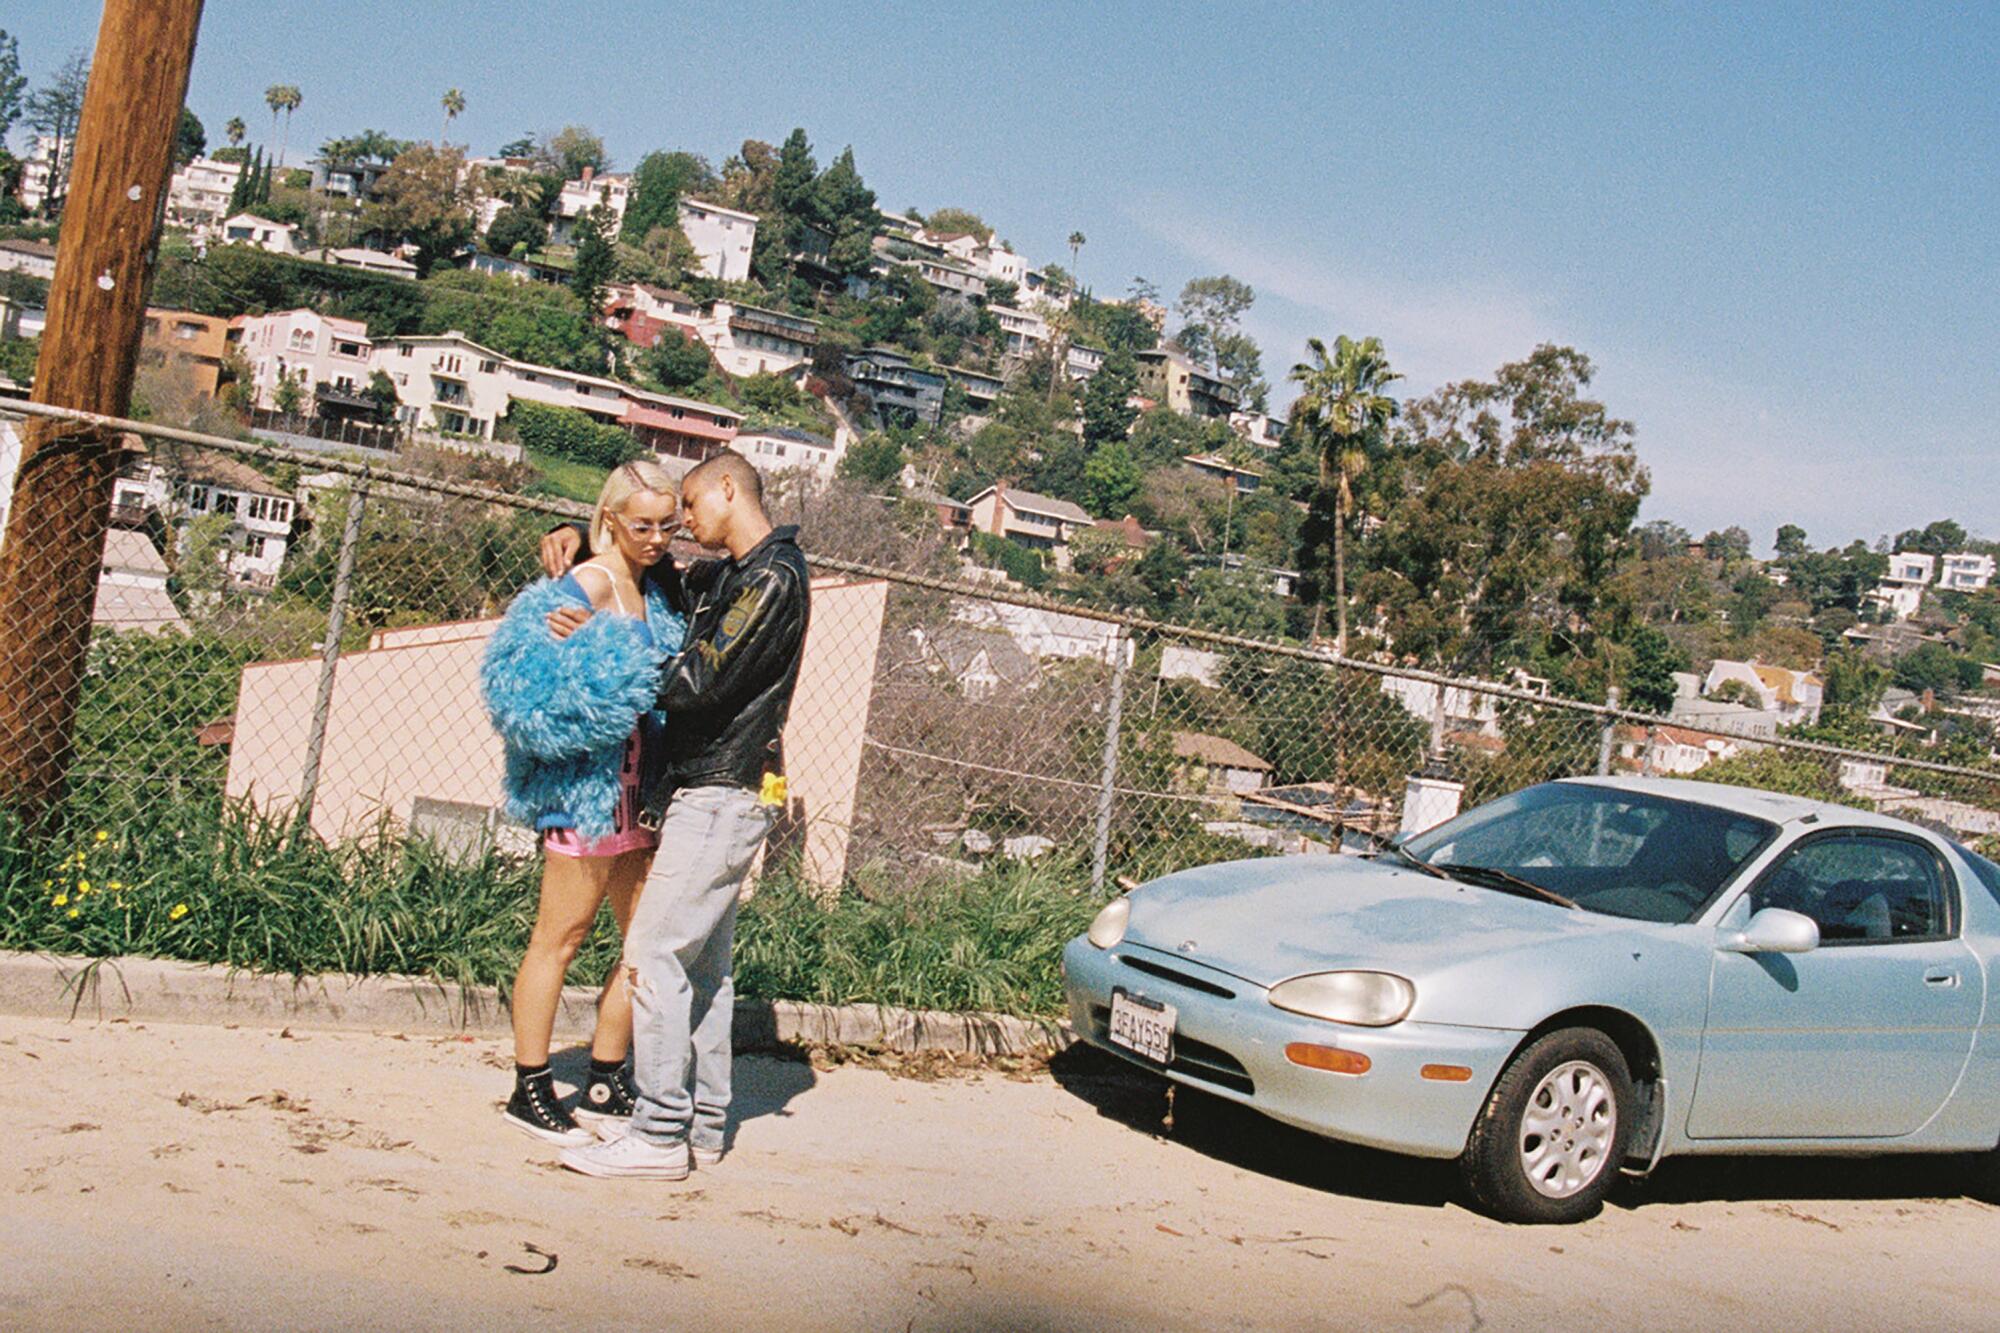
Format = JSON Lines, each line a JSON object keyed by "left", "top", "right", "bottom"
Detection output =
{"left": 1518, "top": 1060, "right": 1616, "bottom": 1199}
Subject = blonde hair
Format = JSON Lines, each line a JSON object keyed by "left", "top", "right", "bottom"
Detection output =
{"left": 590, "top": 459, "right": 680, "bottom": 553}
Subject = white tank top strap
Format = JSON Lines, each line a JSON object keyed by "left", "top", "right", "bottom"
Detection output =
{"left": 573, "top": 561, "right": 642, "bottom": 618}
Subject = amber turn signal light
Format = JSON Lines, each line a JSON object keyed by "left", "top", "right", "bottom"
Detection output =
{"left": 1284, "top": 1043, "right": 1371, "bottom": 1075}
{"left": 1420, "top": 1064, "right": 1474, "bottom": 1082}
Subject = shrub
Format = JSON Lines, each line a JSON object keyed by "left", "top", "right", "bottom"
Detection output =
{"left": 508, "top": 399, "right": 643, "bottom": 469}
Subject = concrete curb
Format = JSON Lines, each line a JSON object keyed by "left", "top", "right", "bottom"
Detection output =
{"left": 0, "top": 951, "right": 1075, "bottom": 1058}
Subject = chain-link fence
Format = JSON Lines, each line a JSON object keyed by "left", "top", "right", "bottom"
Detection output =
{"left": 3, "top": 400, "right": 1999, "bottom": 924}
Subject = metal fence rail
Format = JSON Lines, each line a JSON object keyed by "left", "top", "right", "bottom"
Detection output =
{"left": 2, "top": 400, "right": 1997, "bottom": 910}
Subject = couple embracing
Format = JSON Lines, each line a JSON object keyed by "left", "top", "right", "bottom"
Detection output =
{"left": 480, "top": 452, "right": 808, "bottom": 1181}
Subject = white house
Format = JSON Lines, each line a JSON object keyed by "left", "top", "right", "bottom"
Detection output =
{"left": 231, "top": 309, "right": 375, "bottom": 411}
{"left": 217, "top": 212, "right": 303, "bottom": 256}
{"left": 731, "top": 426, "right": 839, "bottom": 481}
{"left": 964, "top": 483, "right": 1092, "bottom": 569}
{"left": 990, "top": 304, "right": 1049, "bottom": 357}
{"left": 1940, "top": 552, "right": 1996, "bottom": 593}
{"left": 1231, "top": 410, "right": 1288, "bottom": 451}
{"left": 14, "top": 136, "right": 64, "bottom": 214}
{"left": 94, "top": 528, "right": 186, "bottom": 635}
{"left": 698, "top": 301, "right": 818, "bottom": 378}
{"left": 678, "top": 198, "right": 759, "bottom": 283}
{"left": 0, "top": 237, "right": 59, "bottom": 281}
{"left": 910, "top": 624, "right": 1039, "bottom": 701}
{"left": 166, "top": 157, "right": 246, "bottom": 224}
{"left": 1870, "top": 549, "right": 1937, "bottom": 619}
{"left": 0, "top": 293, "right": 46, "bottom": 342}
{"left": 114, "top": 451, "right": 297, "bottom": 587}
{"left": 312, "top": 246, "right": 419, "bottom": 278}
{"left": 551, "top": 168, "right": 633, "bottom": 243}
{"left": 1642, "top": 724, "right": 1747, "bottom": 776}
{"left": 1703, "top": 659, "right": 1824, "bottom": 726}
{"left": 951, "top": 598, "right": 1134, "bottom": 667}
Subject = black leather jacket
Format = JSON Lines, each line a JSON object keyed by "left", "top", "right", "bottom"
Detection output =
{"left": 556, "top": 523, "right": 810, "bottom": 817}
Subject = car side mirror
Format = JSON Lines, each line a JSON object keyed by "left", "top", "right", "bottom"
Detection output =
{"left": 1718, "top": 907, "right": 1820, "bottom": 955}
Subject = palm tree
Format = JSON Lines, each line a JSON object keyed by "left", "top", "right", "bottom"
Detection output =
{"left": 224, "top": 116, "right": 246, "bottom": 149}
{"left": 265, "top": 85, "right": 302, "bottom": 168}
{"left": 440, "top": 88, "right": 466, "bottom": 145}
{"left": 1288, "top": 335, "right": 1401, "bottom": 655}
{"left": 1067, "top": 230, "right": 1086, "bottom": 287}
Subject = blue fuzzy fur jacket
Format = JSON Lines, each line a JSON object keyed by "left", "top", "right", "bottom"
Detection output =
{"left": 480, "top": 575, "right": 686, "bottom": 839}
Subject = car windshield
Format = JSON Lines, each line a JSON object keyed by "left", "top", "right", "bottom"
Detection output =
{"left": 1399, "top": 783, "right": 1778, "bottom": 923}
{"left": 1949, "top": 840, "right": 2000, "bottom": 910}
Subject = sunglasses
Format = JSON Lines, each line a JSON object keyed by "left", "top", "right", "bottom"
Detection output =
{"left": 613, "top": 514, "right": 680, "bottom": 539}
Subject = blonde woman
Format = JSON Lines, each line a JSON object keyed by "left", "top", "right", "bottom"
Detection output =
{"left": 481, "top": 461, "right": 687, "bottom": 1145}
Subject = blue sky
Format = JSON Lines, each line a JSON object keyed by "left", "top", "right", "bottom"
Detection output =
{"left": 11, "top": 1, "right": 1997, "bottom": 550}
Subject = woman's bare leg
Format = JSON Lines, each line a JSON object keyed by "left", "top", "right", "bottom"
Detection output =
{"left": 587, "top": 846, "right": 654, "bottom": 1064}
{"left": 512, "top": 852, "right": 613, "bottom": 1067}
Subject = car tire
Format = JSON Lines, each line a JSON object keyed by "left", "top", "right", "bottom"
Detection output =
{"left": 1460, "top": 1027, "right": 1633, "bottom": 1225}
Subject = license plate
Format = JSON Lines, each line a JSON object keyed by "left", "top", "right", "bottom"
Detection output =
{"left": 1108, "top": 987, "right": 1176, "bottom": 1065}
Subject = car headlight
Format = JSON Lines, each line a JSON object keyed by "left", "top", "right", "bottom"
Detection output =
{"left": 1267, "top": 971, "right": 1415, "bottom": 1026}
{"left": 1086, "top": 896, "right": 1130, "bottom": 949}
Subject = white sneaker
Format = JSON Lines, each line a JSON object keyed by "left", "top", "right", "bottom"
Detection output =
{"left": 691, "top": 1142, "right": 725, "bottom": 1167}
{"left": 559, "top": 1133, "right": 690, "bottom": 1180}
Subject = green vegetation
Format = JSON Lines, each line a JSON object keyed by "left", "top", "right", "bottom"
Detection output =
{"left": 505, "top": 399, "right": 641, "bottom": 470}
{"left": 521, "top": 446, "right": 607, "bottom": 505}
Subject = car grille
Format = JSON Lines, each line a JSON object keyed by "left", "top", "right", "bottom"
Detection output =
{"left": 1088, "top": 1005, "right": 1256, "bottom": 1096}
{"left": 1115, "top": 954, "right": 1236, "bottom": 999}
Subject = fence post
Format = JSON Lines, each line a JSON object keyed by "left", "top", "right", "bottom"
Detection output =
{"left": 1597, "top": 686, "right": 1621, "bottom": 776}
{"left": 1090, "top": 629, "right": 1130, "bottom": 894}
{"left": 297, "top": 478, "right": 369, "bottom": 825}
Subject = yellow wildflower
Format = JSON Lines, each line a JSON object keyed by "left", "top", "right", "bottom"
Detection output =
{"left": 108, "top": 881, "right": 124, "bottom": 891}
{"left": 94, "top": 830, "right": 108, "bottom": 843}
{"left": 66, "top": 908, "right": 79, "bottom": 919}
{"left": 77, "top": 880, "right": 92, "bottom": 895}
{"left": 169, "top": 903, "right": 189, "bottom": 921}
{"left": 52, "top": 893, "right": 67, "bottom": 907}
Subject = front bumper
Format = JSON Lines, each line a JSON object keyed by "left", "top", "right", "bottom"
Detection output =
{"left": 1062, "top": 937, "right": 1526, "bottom": 1159}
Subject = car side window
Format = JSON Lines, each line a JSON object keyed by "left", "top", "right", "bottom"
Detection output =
{"left": 1751, "top": 834, "right": 1953, "bottom": 944}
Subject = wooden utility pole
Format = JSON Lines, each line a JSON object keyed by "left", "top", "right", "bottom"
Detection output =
{"left": 0, "top": 0, "right": 205, "bottom": 818}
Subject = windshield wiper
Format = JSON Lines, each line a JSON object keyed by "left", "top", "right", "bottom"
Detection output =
{"left": 1441, "top": 863, "right": 1578, "bottom": 910}
{"left": 1379, "top": 843, "right": 1452, "bottom": 879}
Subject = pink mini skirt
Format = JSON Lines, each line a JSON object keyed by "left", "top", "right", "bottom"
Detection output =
{"left": 543, "top": 727, "right": 659, "bottom": 859}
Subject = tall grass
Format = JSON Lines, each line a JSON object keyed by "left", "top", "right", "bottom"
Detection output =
{"left": 0, "top": 799, "right": 1119, "bottom": 1017}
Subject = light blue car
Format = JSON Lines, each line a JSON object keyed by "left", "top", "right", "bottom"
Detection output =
{"left": 1062, "top": 776, "right": 2000, "bottom": 1223}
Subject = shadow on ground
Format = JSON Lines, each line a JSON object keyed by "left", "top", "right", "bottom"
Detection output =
{"left": 551, "top": 1045, "right": 817, "bottom": 1141}
{"left": 1048, "top": 1044, "right": 1461, "bottom": 1210}
{"left": 1051, "top": 1045, "right": 2000, "bottom": 1219}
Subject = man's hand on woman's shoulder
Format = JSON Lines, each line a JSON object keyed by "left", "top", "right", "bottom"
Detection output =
{"left": 539, "top": 525, "right": 583, "bottom": 578}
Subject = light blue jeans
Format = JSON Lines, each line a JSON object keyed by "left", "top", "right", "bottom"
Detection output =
{"left": 623, "top": 784, "right": 774, "bottom": 1149}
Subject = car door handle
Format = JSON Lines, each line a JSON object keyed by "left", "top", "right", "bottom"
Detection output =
{"left": 1924, "top": 968, "right": 1960, "bottom": 988}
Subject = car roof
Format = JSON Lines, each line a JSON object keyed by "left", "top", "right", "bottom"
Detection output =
{"left": 1556, "top": 774, "right": 1925, "bottom": 833}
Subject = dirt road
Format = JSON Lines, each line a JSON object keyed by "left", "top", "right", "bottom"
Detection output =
{"left": 6, "top": 1014, "right": 1995, "bottom": 1330}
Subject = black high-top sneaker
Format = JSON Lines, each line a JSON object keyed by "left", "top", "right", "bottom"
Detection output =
{"left": 572, "top": 1065, "right": 638, "bottom": 1137}
{"left": 504, "top": 1072, "right": 594, "bottom": 1147}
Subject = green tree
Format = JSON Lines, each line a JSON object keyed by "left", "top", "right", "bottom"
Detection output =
{"left": 1174, "top": 275, "right": 1254, "bottom": 367}
{"left": 838, "top": 433, "right": 904, "bottom": 486}
{"left": 568, "top": 205, "right": 617, "bottom": 314}
{"left": 1288, "top": 335, "right": 1400, "bottom": 651}
{"left": 24, "top": 50, "right": 89, "bottom": 216}
{"left": 922, "top": 207, "right": 990, "bottom": 241}
{"left": 174, "top": 107, "right": 205, "bottom": 166}
{"left": 1081, "top": 348, "right": 1140, "bottom": 447}
{"left": 1621, "top": 626, "right": 1688, "bottom": 713}
{"left": 1895, "top": 642, "right": 1980, "bottom": 697}
{"left": 369, "top": 144, "right": 481, "bottom": 276}
{"left": 0, "top": 31, "right": 25, "bottom": 143}
{"left": 223, "top": 115, "right": 245, "bottom": 149}
{"left": 813, "top": 146, "right": 879, "bottom": 275}
{"left": 439, "top": 87, "right": 465, "bottom": 145}
{"left": 482, "top": 203, "right": 546, "bottom": 258}
{"left": 541, "top": 125, "right": 607, "bottom": 179}
{"left": 1083, "top": 441, "right": 1144, "bottom": 518}
{"left": 363, "top": 368, "right": 399, "bottom": 422}
{"left": 1893, "top": 519, "right": 1969, "bottom": 556}
{"left": 620, "top": 150, "right": 715, "bottom": 243}
{"left": 1774, "top": 524, "right": 1809, "bottom": 559}
{"left": 264, "top": 84, "right": 302, "bottom": 167}
{"left": 272, "top": 374, "right": 303, "bottom": 417}
{"left": 644, "top": 332, "right": 713, "bottom": 390}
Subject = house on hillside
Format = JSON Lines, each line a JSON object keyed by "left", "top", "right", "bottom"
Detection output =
{"left": 951, "top": 598, "right": 1133, "bottom": 666}
{"left": 1941, "top": 552, "right": 1996, "bottom": 593}
{"left": 93, "top": 528, "right": 185, "bottom": 635}
{"left": 141, "top": 309, "right": 233, "bottom": 398}
{"left": 114, "top": 450, "right": 296, "bottom": 587}
{"left": 1172, "top": 731, "right": 1273, "bottom": 796}
{"left": 730, "top": 425, "right": 839, "bottom": 481}
{"left": 0, "top": 237, "right": 57, "bottom": 281}
{"left": 964, "top": 483, "right": 1092, "bottom": 569}
{"left": 1135, "top": 347, "right": 1239, "bottom": 419}
{"left": 1872, "top": 550, "right": 1937, "bottom": 620}
{"left": 166, "top": 156, "right": 246, "bottom": 224}
{"left": 849, "top": 347, "right": 946, "bottom": 427}
{"left": 910, "top": 624, "right": 1039, "bottom": 701}
{"left": 230, "top": 309, "right": 373, "bottom": 411}
{"left": 1702, "top": 659, "right": 1824, "bottom": 727}
{"left": 1182, "top": 453, "right": 1264, "bottom": 493}
{"left": 217, "top": 212, "right": 303, "bottom": 256}
{"left": 603, "top": 283, "right": 703, "bottom": 347}
{"left": 550, "top": 167, "right": 633, "bottom": 243}
{"left": 678, "top": 198, "right": 759, "bottom": 283}
{"left": 1231, "top": 409, "right": 1288, "bottom": 450}
{"left": 699, "top": 301, "right": 817, "bottom": 377}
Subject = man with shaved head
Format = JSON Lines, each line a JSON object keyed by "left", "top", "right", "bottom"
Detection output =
{"left": 538, "top": 450, "right": 809, "bottom": 1179}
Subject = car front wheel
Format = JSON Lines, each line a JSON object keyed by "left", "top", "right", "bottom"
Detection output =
{"left": 1461, "top": 1027, "right": 1633, "bottom": 1224}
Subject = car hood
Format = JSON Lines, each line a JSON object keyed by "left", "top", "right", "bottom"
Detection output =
{"left": 1124, "top": 853, "right": 1642, "bottom": 991}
